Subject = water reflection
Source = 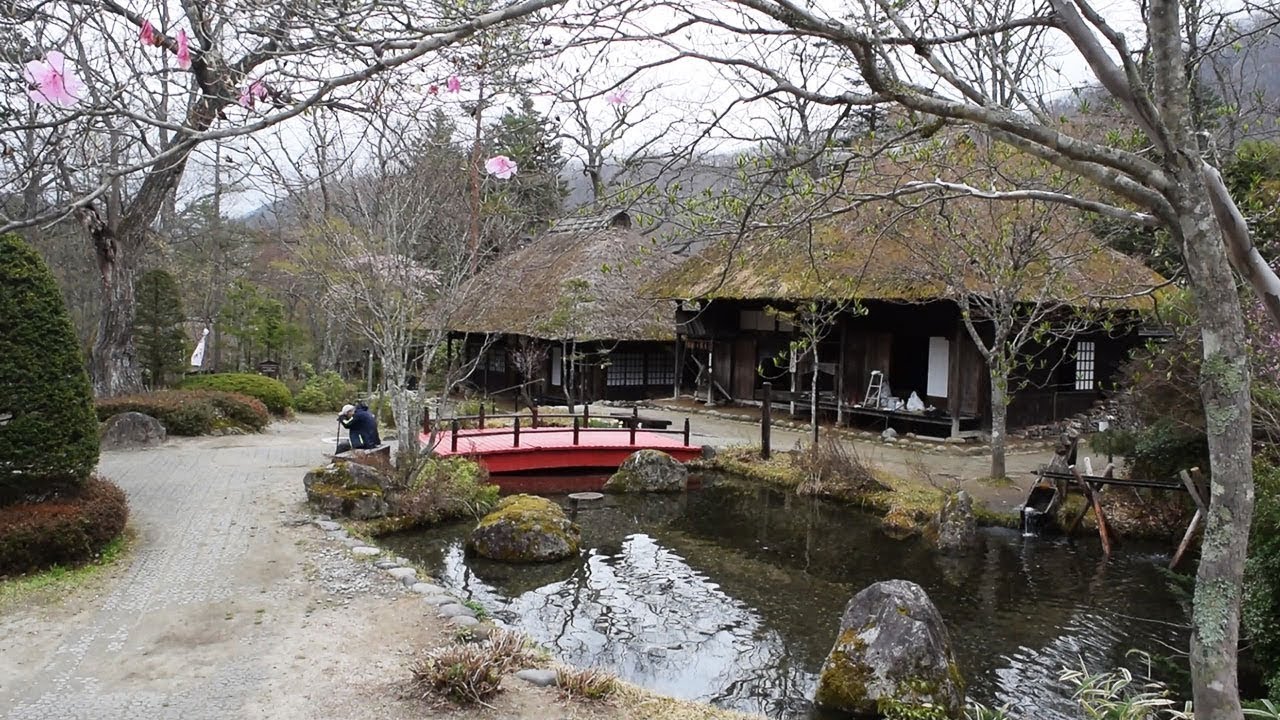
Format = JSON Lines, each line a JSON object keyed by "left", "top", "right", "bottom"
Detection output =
{"left": 381, "top": 478, "right": 1190, "bottom": 719}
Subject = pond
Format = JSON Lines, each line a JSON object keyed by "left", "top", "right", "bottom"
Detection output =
{"left": 380, "top": 476, "right": 1192, "bottom": 719}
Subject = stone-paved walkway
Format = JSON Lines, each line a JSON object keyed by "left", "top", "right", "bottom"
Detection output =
{"left": 0, "top": 416, "right": 435, "bottom": 720}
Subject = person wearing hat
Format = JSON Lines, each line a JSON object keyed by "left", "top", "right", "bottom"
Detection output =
{"left": 338, "top": 403, "right": 381, "bottom": 451}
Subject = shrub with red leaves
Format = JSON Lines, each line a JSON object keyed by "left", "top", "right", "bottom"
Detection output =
{"left": 96, "top": 390, "right": 269, "bottom": 435}
{"left": 0, "top": 476, "right": 129, "bottom": 577}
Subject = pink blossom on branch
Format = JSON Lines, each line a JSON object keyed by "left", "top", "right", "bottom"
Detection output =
{"left": 605, "top": 89, "right": 631, "bottom": 106}
{"left": 176, "top": 30, "right": 192, "bottom": 69}
{"left": 237, "top": 80, "right": 269, "bottom": 109}
{"left": 23, "top": 51, "right": 83, "bottom": 108}
{"left": 484, "top": 155, "right": 518, "bottom": 180}
{"left": 140, "top": 19, "right": 159, "bottom": 47}
{"left": 446, "top": 75, "right": 461, "bottom": 93}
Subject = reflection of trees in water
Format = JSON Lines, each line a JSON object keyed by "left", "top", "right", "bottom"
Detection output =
{"left": 384, "top": 488, "right": 1192, "bottom": 719}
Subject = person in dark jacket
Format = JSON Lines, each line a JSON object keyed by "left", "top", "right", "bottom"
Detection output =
{"left": 339, "top": 403, "right": 381, "bottom": 450}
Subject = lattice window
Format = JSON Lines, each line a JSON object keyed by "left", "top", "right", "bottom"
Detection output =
{"left": 647, "top": 352, "right": 675, "bottom": 386}
{"left": 606, "top": 353, "right": 646, "bottom": 386}
{"left": 1074, "top": 340, "right": 1096, "bottom": 391}
{"left": 487, "top": 350, "right": 505, "bottom": 373}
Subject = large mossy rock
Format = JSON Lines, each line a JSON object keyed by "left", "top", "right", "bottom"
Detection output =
{"left": 101, "top": 412, "right": 167, "bottom": 450}
{"left": 467, "top": 494, "right": 580, "bottom": 563}
{"left": 0, "top": 233, "right": 100, "bottom": 504}
{"left": 604, "top": 449, "right": 688, "bottom": 493}
{"left": 933, "top": 490, "right": 977, "bottom": 554}
{"left": 814, "top": 580, "right": 964, "bottom": 718}
{"left": 303, "top": 461, "right": 390, "bottom": 520}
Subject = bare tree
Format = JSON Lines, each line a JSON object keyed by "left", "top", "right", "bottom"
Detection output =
{"left": 1, "top": 0, "right": 566, "bottom": 395}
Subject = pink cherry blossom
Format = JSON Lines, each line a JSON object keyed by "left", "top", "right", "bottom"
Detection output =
{"left": 176, "top": 30, "right": 192, "bottom": 70}
{"left": 428, "top": 84, "right": 439, "bottom": 95}
{"left": 446, "top": 75, "right": 461, "bottom": 93}
{"left": 140, "top": 19, "right": 158, "bottom": 47}
{"left": 23, "top": 51, "right": 83, "bottom": 108}
{"left": 484, "top": 155, "right": 518, "bottom": 180}
{"left": 237, "top": 80, "right": 269, "bottom": 108}
{"left": 605, "top": 89, "right": 631, "bottom": 106}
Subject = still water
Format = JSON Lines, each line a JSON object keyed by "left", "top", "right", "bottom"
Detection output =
{"left": 381, "top": 477, "right": 1192, "bottom": 719}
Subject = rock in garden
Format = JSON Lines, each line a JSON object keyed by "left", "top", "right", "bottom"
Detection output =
{"left": 933, "top": 490, "right": 977, "bottom": 554}
{"left": 467, "top": 494, "right": 581, "bottom": 563}
{"left": 514, "top": 669, "right": 558, "bottom": 687}
{"left": 411, "top": 582, "right": 446, "bottom": 595}
{"left": 302, "top": 462, "right": 390, "bottom": 520}
{"left": 448, "top": 615, "right": 480, "bottom": 628}
{"left": 603, "top": 449, "right": 688, "bottom": 493}
{"left": 100, "top": 412, "right": 166, "bottom": 450}
{"left": 351, "top": 546, "right": 381, "bottom": 557}
{"left": 814, "top": 580, "right": 964, "bottom": 717}
{"left": 388, "top": 567, "right": 417, "bottom": 585}
{"left": 881, "top": 427, "right": 898, "bottom": 441}
{"left": 438, "top": 603, "right": 477, "bottom": 618}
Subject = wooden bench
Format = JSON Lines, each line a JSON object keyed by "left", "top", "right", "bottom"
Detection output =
{"left": 610, "top": 412, "right": 673, "bottom": 430}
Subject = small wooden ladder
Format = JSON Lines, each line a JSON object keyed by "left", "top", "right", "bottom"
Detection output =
{"left": 864, "top": 370, "right": 883, "bottom": 407}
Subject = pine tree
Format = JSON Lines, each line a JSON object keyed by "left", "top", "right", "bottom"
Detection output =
{"left": 134, "top": 268, "right": 188, "bottom": 388}
{"left": 488, "top": 96, "right": 567, "bottom": 234}
{"left": 0, "top": 233, "right": 100, "bottom": 503}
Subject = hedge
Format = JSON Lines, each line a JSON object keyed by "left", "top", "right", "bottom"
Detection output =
{"left": 0, "top": 233, "right": 100, "bottom": 505}
{"left": 96, "top": 390, "right": 269, "bottom": 435}
{"left": 179, "top": 373, "right": 293, "bottom": 415}
{"left": 0, "top": 476, "right": 128, "bottom": 577}
{"left": 293, "top": 371, "right": 352, "bottom": 413}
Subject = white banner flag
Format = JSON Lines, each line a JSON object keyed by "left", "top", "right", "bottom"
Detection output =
{"left": 190, "top": 328, "right": 210, "bottom": 368}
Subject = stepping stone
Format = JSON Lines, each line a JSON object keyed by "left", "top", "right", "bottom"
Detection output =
{"left": 316, "top": 520, "right": 342, "bottom": 532}
{"left": 411, "top": 583, "right": 446, "bottom": 595}
{"left": 422, "top": 595, "right": 456, "bottom": 606}
{"left": 447, "top": 615, "right": 480, "bottom": 628}
{"left": 438, "top": 603, "right": 477, "bottom": 619}
{"left": 340, "top": 537, "right": 362, "bottom": 548}
{"left": 388, "top": 568, "right": 417, "bottom": 585}
{"left": 326, "top": 529, "right": 349, "bottom": 540}
{"left": 351, "top": 546, "right": 381, "bottom": 557}
{"left": 374, "top": 560, "right": 399, "bottom": 570}
{"left": 515, "top": 669, "right": 558, "bottom": 687}
{"left": 316, "top": 514, "right": 332, "bottom": 521}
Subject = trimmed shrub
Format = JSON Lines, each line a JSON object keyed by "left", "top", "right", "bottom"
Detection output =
{"left": 180, "top": 373, "right": 293, "bottom": 415}
{"left": 0, "top": 233, "right": 100, "bottom": 505}
{"left": 293, "top": 371, "right": 353, "bottom": 413}
{"left": 96, "top": 390, "right": 268, "bottom": 435}
{"left": 0, "top": 476, "right": 128, "bottom": 576}
{"left": 387, "top": 457, "right": 498, "bottom": 526}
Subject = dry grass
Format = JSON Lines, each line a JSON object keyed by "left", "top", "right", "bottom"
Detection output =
{"left": 556, "top": 666, "right": 619, "bottom": 700}
{"left": 612, "top": 682, "right": 764, "bottom": 720}
{"left": 408, "top": 629, "right": 545, "bottom": 706}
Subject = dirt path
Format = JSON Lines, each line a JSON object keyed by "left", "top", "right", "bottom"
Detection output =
{"left": 0, "top": 416, "right": 621, "bottom": 720}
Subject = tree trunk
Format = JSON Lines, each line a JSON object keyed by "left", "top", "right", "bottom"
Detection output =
{"left": 1179, "top": 190, "right": 1253, "bottom": 720}
{"left": 989, "top": 371, "right": 1008, "bottom": 480}
{"left": 80, "top": 208, "right": 144, "bottom": 397}
{"left": 810, "top": 347, "right": 820, "bottom": 444}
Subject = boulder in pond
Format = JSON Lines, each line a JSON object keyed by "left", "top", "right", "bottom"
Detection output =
{"left": 100, "top": 412, "right": 166, "bottom": 450}
{"left": 303, "top": 462, "right": 390, "bottom": 520}
{"left": 467, "top": 494, "right": 580, "bottom": 563}
{"left": 814, "top": 579, "right": 964, "bottom": 718}
{"left": 932, "top": 490, "right": 977, "bottom": 554}
{"left": 604, "top": 449, "right": 688, "bottom": 493}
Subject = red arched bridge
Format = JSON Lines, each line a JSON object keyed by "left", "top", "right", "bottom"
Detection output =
{"left": 421, "top": 406, "right": 701, "bottom": 474}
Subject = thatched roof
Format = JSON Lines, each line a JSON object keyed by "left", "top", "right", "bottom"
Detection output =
{"left": 452, "top": 211, "right": 679, "bottom": 342}
{"left": 645, "top": 139, "right": 1167, "bottom": 312}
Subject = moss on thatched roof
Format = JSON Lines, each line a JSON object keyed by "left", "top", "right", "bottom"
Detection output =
{"left": 451, "top": 216, "right": 679, "bottom": 342}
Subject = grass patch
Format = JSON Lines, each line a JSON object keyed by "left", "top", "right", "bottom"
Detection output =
{"left": 0, "top": 529, "right": 133, "bottom": 608}
{"left": 557, "top": 666, "right": 619, "bottom": 700}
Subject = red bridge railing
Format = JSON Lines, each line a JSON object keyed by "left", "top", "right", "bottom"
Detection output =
{"left": 421, "top": 405, "right": 692, "bottom": 452}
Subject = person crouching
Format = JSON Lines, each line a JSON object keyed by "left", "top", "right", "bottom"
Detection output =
{"left": 338, "top": 403, "right": 381, "bottom": 451}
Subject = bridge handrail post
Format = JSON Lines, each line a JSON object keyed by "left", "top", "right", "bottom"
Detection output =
{"left": 683, "top": 418, "right": 690, "bottom": 446}
{"left": 583, "top": 404, "right": 590, "bottom": 424}
{"left": 531, "top": 406, "right": 539, "bottom": 428}
{"left": 629, "top": 407, "right": 637, "bottom": 445}
{"left": 478, "top": 403, "right": 485, "bottom": 429}
{"left": 513, "top": 415, "right": 520, "bottom": 447}
{"left": 451, "top": 419, "right": 459, "bottom": 453}
{"left": 422, "top": 406, "right": 430, "bottom": 435}
{"left": 573, "top": 417, "right": 580, "bottom": 446}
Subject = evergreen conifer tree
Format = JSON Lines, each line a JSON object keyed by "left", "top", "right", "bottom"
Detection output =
{"left": 134, "top": 268, "right": 187, "bottom": 388}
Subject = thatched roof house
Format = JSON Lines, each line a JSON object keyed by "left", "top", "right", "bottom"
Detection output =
{"left": 452, "top": 210, "right": 682, "bottom": 403}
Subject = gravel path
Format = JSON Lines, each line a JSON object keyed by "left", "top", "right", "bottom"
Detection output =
{"left": 0, "top": 416, "right": 441, "bottom": 720}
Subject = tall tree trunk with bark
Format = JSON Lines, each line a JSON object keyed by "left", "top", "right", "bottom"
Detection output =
{"left": 1179, "top": 188, "right": 1254, "bottom": 720}
{"left": 988, "top": 368, "right": 1009, "bottom": 480}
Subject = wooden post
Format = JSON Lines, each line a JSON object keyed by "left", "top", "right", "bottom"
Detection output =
{"left": 531, "top": 405, "right": 539, "bottom": 428}
{"left": 573, "top": 416, "right": 580, "bottom": 446}
{"left": 513, "top": 415, "right": 520, "bottom": 447}
{"left": 1171, "top": 468, "right": 1209, "bottom": 570}
{"left": 761, "top": 381, "right": 772, "bottom": 460}
{"left": 478, "top": 403, "right": 485, "bottom": 429}
{"left": 1075, "top": 467, "right": 1113, "bottom": 556}
{"left": 683, "top": 418, "right": 691, "bottom": 446}
{"left": 583, "top": 404, "right": 590, "bottom": 424}
{"left": 629, "top": 406, "right": 638, "bottom": 445}
{"left": 422, "top": 406, "right": 430, "bottom": 435}
{"left": 450, "top": 419, "right": 459, "bottom": 453}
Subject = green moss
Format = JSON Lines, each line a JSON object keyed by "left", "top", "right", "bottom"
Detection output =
{"left": 813, "top": 628, "right": 874, "bottom": 711}
{"left": 309, "top": 482, "right": 382, "bottom": 500}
